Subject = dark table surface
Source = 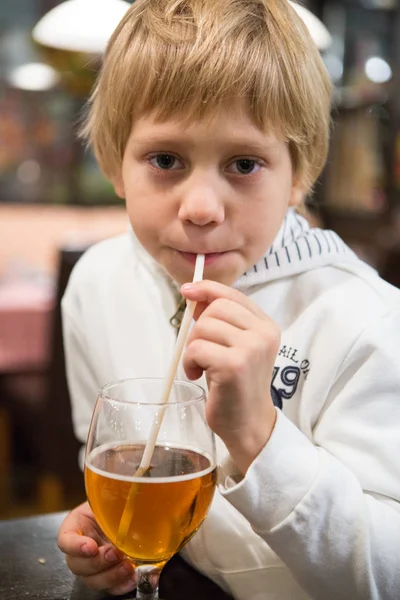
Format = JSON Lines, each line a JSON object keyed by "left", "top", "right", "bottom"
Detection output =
{"left": 0, "top": 512, "right": 232, "bottom": 600}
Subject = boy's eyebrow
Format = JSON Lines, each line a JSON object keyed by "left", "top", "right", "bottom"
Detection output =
{"left": 130, "top": 135, "right": 197, "bottom": 150}
{"left": 130, "top": 135, "right": 281, "bottom": 155}
{"left": 226, "top": 140, "right": 281, "bottom": 155}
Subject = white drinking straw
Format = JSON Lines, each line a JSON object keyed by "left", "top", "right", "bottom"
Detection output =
{"left": 117, "top": 254, "right": 206, "bottom": 545}
{"left": 134, "top": 253, "right": 205, "bottom": 476}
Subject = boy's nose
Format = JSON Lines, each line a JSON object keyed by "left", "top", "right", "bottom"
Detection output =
{"left": 178, "top": 177, "right": 225, "bottom": 226}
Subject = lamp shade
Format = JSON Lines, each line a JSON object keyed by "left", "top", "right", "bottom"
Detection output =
{"left": 289, "top": 2, "right": 332, "bottom": 51}
{"left": 32, "top": 0, "right": 130, "bottom": 95}
{"left": 32, "top": 0, "right": 130, "bottom": 54}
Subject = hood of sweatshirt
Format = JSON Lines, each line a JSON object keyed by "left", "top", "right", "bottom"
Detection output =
{"left": 234, "top": 208, "right": 360, "bottom": 291}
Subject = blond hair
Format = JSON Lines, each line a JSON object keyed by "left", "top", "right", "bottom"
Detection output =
{"left": 83, "top": 0, "right": 332, "bottom": 191}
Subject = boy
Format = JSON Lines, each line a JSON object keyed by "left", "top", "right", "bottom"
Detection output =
{"left": 57, "top": 0, "right": 400, "bottom": 598}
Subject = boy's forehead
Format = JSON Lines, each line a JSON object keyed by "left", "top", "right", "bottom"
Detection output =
{"left": 129, "top": 104, "right": 284, "bottom": 148}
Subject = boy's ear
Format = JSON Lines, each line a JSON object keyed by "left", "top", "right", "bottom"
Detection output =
{"left": 111, "top": 172, "right": 126, "bottom": 199}
{"left": 289, "top": 180, "right": 305, "bottom": 207}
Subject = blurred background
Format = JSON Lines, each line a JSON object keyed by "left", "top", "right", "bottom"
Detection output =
{"left": 0, "top": 0, "right": 399, "bottom": 519}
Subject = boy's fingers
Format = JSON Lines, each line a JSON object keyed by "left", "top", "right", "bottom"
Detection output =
{"left": 81, "top": 559, "right": 134, "bottom": 591}
{"left": 187, "top": 316, "right": 242, "bottom": 350}
{"left": 181, "top": 280, "right": 267, "bottom": 320}
{"left": 58, "top": 527, "right": 98, "bottom": 558}
{"left": 58, "top": 502, "right": 107, "bottom": 557}
{"left": 66, "top": 544, "right": 125, "bottom": 577}
{"left": 184, "top": 339, "right": 230, "bottom": 381}
{"left": 108, "top": 577, "right": 137, "bottom": 596}
{"left": 194, "top": 298, "right": 259, "bottom": 332}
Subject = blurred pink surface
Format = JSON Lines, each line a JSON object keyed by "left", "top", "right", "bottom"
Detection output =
{"left": 0, "top": 280, "right": 54, "bottom": 373}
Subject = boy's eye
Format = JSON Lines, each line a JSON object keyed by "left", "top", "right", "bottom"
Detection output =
{"left": 150, "top": 154, "right": 183, "bottom": 170}
{"left": 228, "top": 159, "right": 261, "bottom": 175}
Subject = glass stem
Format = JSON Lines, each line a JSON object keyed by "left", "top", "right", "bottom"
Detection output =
{"left": 135, "top": 565, "right": 162, "bottom": 600}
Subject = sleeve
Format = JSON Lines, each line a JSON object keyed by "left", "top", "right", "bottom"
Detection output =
{"left": 218, "top": 310, "right": 400, "bottom": 600}
{"left": 62, "top": 290, "right": 100, "bottom": 470}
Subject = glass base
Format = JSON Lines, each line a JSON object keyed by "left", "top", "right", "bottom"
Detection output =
{"left": 136, "top": 585, "right": 159, "bottom": 600}
{"left": 135, "top": 565, "right": 161, "bottom": 600}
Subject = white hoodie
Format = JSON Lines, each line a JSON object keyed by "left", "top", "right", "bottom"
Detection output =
{"left": 62, "top": 209, "right": 400, "bottom": 600}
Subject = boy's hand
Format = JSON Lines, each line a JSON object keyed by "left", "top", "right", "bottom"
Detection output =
{"left": 181, "top": 280, "right": 279, "bottom": 475}
{"left": 58, "top": 502, "right": 136, "bottom": 596}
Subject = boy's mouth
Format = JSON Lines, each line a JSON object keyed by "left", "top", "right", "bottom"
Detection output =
{"left": 178, "top": 251, "right": 227, "bottom": 266}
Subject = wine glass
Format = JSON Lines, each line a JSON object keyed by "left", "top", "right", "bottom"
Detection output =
{"left": 85, "top": 378, "right": 217, "bottom": 600}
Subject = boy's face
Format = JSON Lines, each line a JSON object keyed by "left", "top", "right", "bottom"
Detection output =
{"left": 114, "top": 102, "right": 304, "bottom": 286}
